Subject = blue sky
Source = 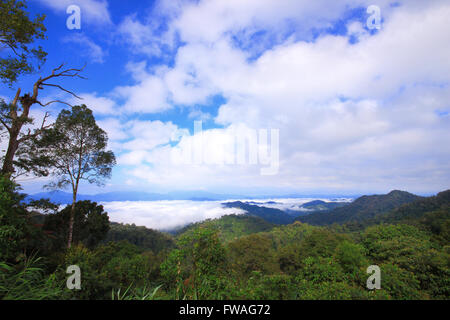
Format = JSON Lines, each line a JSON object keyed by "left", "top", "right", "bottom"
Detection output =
{"left": 1, "top": 0, "right": 449, "bottom": 196}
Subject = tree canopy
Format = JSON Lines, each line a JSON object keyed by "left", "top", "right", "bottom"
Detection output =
{"left": 0, "top": 0, "right": 47, "bottom": 86}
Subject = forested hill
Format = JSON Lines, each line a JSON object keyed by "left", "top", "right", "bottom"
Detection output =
{"left": 104, "top": 222, "right": 175, "bottom": 253}
{"left": 299, "top": 200, "right": 347, "bottom": 212}
{"left": 367, "top": 189, "right": 450, "bottom": 243}
{"left": 172, "top": 214, "right": 276, "bottom": 243}
{"left": 377, "top": 189, "right": 450, "bottom": 222}
{"left": 223, "top": 201, "right": 294, "bottom": 224}
{"left": 295, "top": 190, "right": 421, "bottom": 225}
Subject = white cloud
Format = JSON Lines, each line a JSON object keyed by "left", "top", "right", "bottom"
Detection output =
{"left": 114, "top": 75, "right": 170, "bottom": 113}
{"left": 78, "top": 0, "right": 450, "bottom": 194}
{"left": 103, "top": 200, "right": 246, "bottom": 230}
{"left": 99, "top": 119, "right": 183, "bottom": 167}
{"left": 62, "top": 34, "right": 106, "bottom": 64}
{"left": 69, "top": 92, "right": 116, "bottom": 115}
{"left": 117, "top": 16, "right": 165, "bottom": 57}
{"left": 188, "top": 109, "right": 212, "bottom": 121}
{"left": 36, "top": 0, "right": 111, "bottom": 25}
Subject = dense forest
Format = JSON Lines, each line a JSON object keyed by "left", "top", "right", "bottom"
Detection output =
{"left": 0, "top": 0, "right": 448, "bottom": 300}
{"left": 1, "top": 174, "right": 449, "bottom": 299}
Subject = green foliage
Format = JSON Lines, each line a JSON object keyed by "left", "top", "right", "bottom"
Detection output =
{"left": 223, "top": 201, "right": 293, "bottom": 224}
{"left": 56, "top": 241, "right": 162, "bottom": 300}
{"left": 161, "top": 227, "right": 228, "bottom": 299}
{"left": 39, "top": 105, "right": 116, "bottom": 191}
{"left": 361, "top": 224, "right": 431, "bottom": 264}
{"left": 175, "top": 214, "right": 275, "bottom": 243}
{"left": 334, "top": 241, "right": 367, "bottom": 276}
{"left": 35, "top": 105, "right": 116, "bottom": 248}
{"left": 0, "top": 0, "right": 47, "bottom": 86}
{"left": 297, "top": 190, "right": 420, "bottom": 226}
{"left": 0, "top": 175, "right": 27, "bottom": 261}
{"left": 244, "top": 272, "right": 297, "bottom": 299}
{"left": 227, "top": 233, "right": 279, "bottom": 278}
{"left": 0, "top": 254, "right": 62, "bottom": 300}
{"left": 0, "top": 175, "right": 45, "bottom": 262}
{"left": 268, "top": 221, "right": 316, "bottom": 249}
{"left": 0, "top": 185, "right": 448, "bottom": 300}
{"left": 105, "top": 222, "right": 175, "bottom": 253}
{"left": 111, "top": 284, "right": 163, "bottom": 300}
{"left": 361, "top": 224, "right": 450, "bottom": 298}
{"left": 378, "top": 263, "right": 425, "bottom": 299}
{"left": 43, "top": 200, "right": 110, "bottom": 250}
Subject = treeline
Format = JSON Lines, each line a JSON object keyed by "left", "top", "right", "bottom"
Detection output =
{"left": 172, "top": 214, "right": 275, "bottom": 242}
{"left": 104, "top": 222, "right": 175, "bottom": 253}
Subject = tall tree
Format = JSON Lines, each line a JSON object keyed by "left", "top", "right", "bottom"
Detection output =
{"left": 39, "top": 105, "right": 116, "bottom": 248}
{"left": 0, "top": 0, "right": 47, "bottom": 86}
{"left": 0, "top": 63, "right": 85, "bottom": 177}
{"left": 43, "top": 200, "right": 110, "bottom": 250}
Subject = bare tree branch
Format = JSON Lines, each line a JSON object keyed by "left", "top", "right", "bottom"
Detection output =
{"left": 17, "top": 111, "right": 52, "bottom": 143}
{"left": 40, "top": 83, "right": 83, "bottom": 99}
{"left": 35, "top": 100, "right": 74, "bottom": 107}
{"left": 0, "top": 117, "right": 11, "bottom": 132}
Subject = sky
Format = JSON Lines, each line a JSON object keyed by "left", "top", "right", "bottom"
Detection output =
{"left": 1, "top": 0, "right": 449, "bottom": 197}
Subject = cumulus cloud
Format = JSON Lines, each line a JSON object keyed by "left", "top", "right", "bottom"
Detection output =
{"left": 62, "top": 34, "right": 106, "bottom": 64}
{"left": 68, "top": 92, "right": 116, "bottom": 115}
{"left": 96, "top": 119, "right": 185, "bottom": 167}
{"left": 103, "top": 200, "right": 247, "bottom": 230}
{"left": 36, "top": 0, "right": 112, "bottom": 25}
{"left": 77, "top": 0, "right": 450, "bottom": 194}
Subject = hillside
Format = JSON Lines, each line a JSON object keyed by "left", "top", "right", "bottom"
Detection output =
{"left": 296, "top": 190, "right": 421, "bottom": 225}
{"left": 223, "top": 201, "right": 294, "bottom": 224}
{"left": 377, "top": 190, "right": 450, "bottom": 222}
{"left": 299, "top": 200, "right": 348, "bottom": 211}
{"left": 368, "top": 189, "right": 450, "bottom": 243}
{"left": 104, "top": 222, "right": 175, "bottom": 253}
{"left": 174, "top": 214, "right": 276, "bottom": 243}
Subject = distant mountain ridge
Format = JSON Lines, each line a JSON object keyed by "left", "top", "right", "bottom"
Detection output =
{"left": 25, "top": 190, "right": 358, "bottom": 204}
{"left": 25, "top": 190, "right": 251, "bottom": 204}
{"left": 375, "top": 189, "right": 450, "bottom": 224}
{"left": 299, "top": 200, "right": 348, "bottom": 211}
{"left": 223, "top": 201, "right": 294, "bottom": 225}
{"left": 296, "top": 190, "right": 422, "bottom": 225}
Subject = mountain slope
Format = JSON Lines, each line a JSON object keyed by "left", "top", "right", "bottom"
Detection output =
{"left": 377, "top": 189, "right": 450, "bottom": 223}
{"left": 104, "top": 222, "right": 175, "bottom": 253}
{"left": 296, "top": 190, "right": 421, "bottom": 226}
{"left": 372, "top": 190, "right": 450, "bottom": 244}
{"left": 174, "top": 214, "right": 276, "bottom": 243}
{"left": 223, "top": 201, "right": 294, "bottom": 224}
{"left": 300, "top": 200, "right": 348, "bottom": 211}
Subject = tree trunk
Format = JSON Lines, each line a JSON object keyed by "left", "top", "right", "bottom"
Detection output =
{"left": 1, "top": 91, "right": 32, "bottom": 176}
{"left": 67, "top": 190, "right": 77, "bottom": 248}
{"left": 1, "top": 128, "right": 19, "bottom": 175}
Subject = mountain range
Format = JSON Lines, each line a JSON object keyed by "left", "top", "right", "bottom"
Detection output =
{"left": 25, "top": 190, "right": 358, "bottom": 204}
{"left": 173, "top": 189, "right": 449, "bottom": 246}
{"left": 25, "top": 190, "right": 250, "bottom": 204}
{"left": 295, "top": 190, "right": 421, "bottom": 225}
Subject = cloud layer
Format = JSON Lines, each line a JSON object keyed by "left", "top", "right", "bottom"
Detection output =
{"left": 103, "top": 200, "right": 247, "bottom": 230}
